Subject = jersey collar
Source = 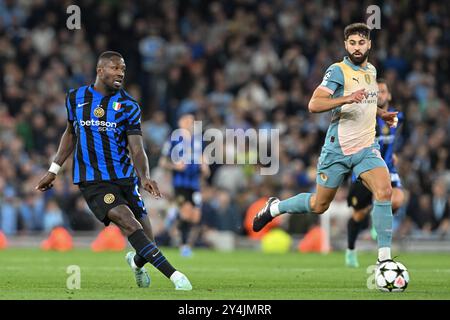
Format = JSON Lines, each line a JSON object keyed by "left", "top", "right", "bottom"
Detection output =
{"left": 343, "top": 56, "right": 369, "bottom": 71}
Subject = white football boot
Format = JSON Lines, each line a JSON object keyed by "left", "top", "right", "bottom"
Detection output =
{"left": 125, "top": 251, "right": 151, "bottom": 288}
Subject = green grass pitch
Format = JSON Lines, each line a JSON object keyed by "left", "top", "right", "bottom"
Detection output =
{"left": 1, "top": 248, "right": 449, "bottom": 300}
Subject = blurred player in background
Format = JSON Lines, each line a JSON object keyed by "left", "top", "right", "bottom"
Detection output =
{"left": 253, "top": 23, "right": 399, "bottom": 266}
{"left": 345, "top": 79, "right": 405, "bottom": 267}
{"left": 36, "top": 51, "right": 192, "bottom": 290}
{"left": 159, "top": 113, "right": 210, "bottom": 257}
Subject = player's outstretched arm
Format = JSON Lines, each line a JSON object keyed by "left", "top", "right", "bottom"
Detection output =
{"left": 308, "top": 87, "right": 367, "bottom": 113}
{"left": 35, "top": 121, "right": 76, "bottom": 192}
{"left": 127, "top": 134, "right": 161, "bottom": 198}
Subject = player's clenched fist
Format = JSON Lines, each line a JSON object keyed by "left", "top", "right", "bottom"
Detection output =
{"left": 347, "top": 88, "right": 367, "bottom": 103}
{"left": 35, "top": 172, "right": 56, "bottom": 192}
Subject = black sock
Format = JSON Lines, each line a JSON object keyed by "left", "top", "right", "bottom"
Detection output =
{"left": 128, "top": 229, "right": 176, "bottom": 279}
{"left": 133, "top": 253, "right": 147, "bottom": 268}
{"left": 361, "top": 213, "right": 370, "bottom": 230}
{"left": 179, "top": 220, "right": 192, "bottom": 245}
{"left": 347, "top": 217, "right": 364, "bottom": 250}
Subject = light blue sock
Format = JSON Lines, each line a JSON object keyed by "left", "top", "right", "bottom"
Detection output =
{"left": 371, "top": 200, "right": 393, "bottom": 249}
{"left": 278, "top": 193, "right": 313, "bottom": 214}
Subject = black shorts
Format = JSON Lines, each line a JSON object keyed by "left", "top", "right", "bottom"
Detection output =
{"left": 347, "top": 180, "right": 373, "bottom": 210}
{"left": 174, "top": 187, "right": 202, "bottom": 207}
{"left": 79, "top": 177, "right": 147, "bottom": 226}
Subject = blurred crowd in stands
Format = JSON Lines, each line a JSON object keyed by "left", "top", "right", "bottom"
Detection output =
{"left": 0, "top": 0, "right": 449, "bottom": 246}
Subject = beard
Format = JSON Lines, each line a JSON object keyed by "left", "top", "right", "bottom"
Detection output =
{"left": 347, "top": 49, "right": 370, "bottom": 65}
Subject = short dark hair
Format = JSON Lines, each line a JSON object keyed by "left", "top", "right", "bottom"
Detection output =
{"left": 97, "top": 51, "right": 123, "bottom": 66}
{"left": 344, "top": 23, "right": 371, "bottom": 40}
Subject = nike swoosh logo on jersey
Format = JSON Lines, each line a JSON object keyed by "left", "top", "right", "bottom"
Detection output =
{"left": 152, "top": 250, "right": 160, "bottom": 257}
{"left": 77, "top": 102, "right": 90, "bottom": 107}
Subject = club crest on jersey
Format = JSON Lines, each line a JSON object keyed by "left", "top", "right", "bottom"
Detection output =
{"left": 364, "top": 74, "right": 371, "bottom": 84}
{"left": 382, "top": 125, "right": 390, "bottom": 135}
{"left": 94, "top": 107, "right": 105, "bottom": 118}
{"left": 320, "top": 173, "right": 328, "bottom": 182}
{"left": 112, "top": 102, "right": 121, "bottom": 111}
{"left": 104, "top": 193, "right": 115, "bottom": 204}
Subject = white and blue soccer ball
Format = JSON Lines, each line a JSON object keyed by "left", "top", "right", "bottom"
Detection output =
{"left": 375, "top": 261, "right": 409, "bottom": 292}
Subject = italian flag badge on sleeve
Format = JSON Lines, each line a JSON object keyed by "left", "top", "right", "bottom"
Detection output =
{"left": 112, "top": 102, "right": 121, "bottom": 111}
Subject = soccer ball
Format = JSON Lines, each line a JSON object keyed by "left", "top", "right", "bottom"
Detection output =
{"left": 375, "top": 261, "right": 409, "bottom": 292}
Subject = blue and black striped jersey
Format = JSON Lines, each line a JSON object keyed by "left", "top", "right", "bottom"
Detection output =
{"left": 376, "top": 107, "right": 404, "bottom": 173}
{"left": 65, "top": 85, "right": 142, "bottom": 184}
{"left": 161, "top": 134, "right": 203, "bottom": 191}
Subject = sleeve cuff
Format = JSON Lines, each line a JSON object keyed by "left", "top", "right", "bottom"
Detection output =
{"left": 318, "top": 86, "right": 335, "bottom": 95}
{"left": 126, "top": 130, "right": 142, "bottom": 136}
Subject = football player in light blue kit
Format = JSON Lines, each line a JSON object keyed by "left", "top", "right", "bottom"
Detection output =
{"left": 345, "top": 79, "right": 405, "bottom": 267}
{"left": 253, "top": 23, "right": 399, "bottom": 265}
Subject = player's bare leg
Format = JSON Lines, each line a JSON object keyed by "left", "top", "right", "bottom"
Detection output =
{"left": 187, "top": 206, "right": 201, "bottom": 248}
{"left": 253, "top": 184, "right": 338, "bottom": 232}
{"left": 178, "top": 202, "right": 199, "bottom": 257}
{"left": 309, "top": 184, "right": 339, "bottom": 214}
{"left": 391, "top": 187, "right": 405, "bottom": 213}
{"left": 138, "top": 215, "right": 154, "bottom": 241}
{"left": 352, "top": 208, "right": 370, "bottom": 222}
{"left": 360, "top": 167, "right": 393, "bottom": 263}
